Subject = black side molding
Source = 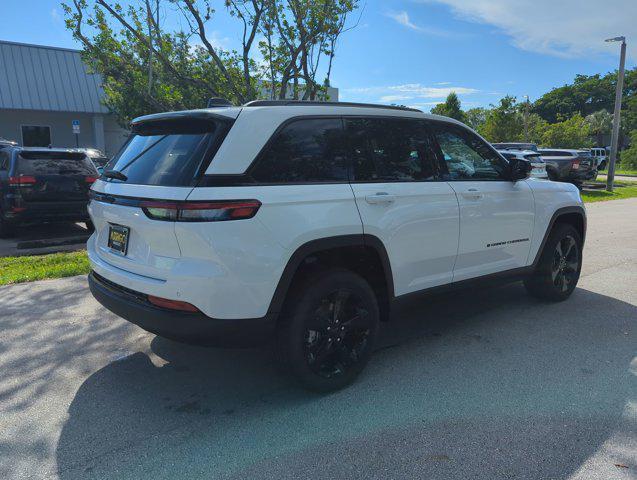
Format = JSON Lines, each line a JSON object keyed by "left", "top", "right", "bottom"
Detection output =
{"left": 531, "top": 206, "right": 586, "bottom": 267}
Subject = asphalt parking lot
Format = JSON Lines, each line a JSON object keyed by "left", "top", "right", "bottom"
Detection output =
{"left": 0, "top": 199, "right": 635, "bottom": 480}
{"left": 0, "top": 223, "right": 90, "bottom": 257}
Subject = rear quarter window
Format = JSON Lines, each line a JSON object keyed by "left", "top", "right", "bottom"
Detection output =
{"left": 249, "top": 118, "right": 348, "bottom": 183}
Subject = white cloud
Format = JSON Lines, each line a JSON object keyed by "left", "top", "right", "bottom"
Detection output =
{"left": 343, "top": 83, "right": 479, "bottom": 104}
{"left": 379, "top": 94, "right": 413, "bottom": 103}
{"left": 420, "top": 0, "right": 637, "bottom": 59}
{"left": 385, "top": 11, "right": 421, "bottom": 31}
{"left": 384, "top": 11, "right": 459, "bottom": 37}
{"left": 50, "top": 8, "right": 61, "bottom": 23}
{"left": 387, "top": 84, "right": 479, "bottom": 97}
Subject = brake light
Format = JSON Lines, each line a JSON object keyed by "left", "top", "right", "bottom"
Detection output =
{"left": 147, "top": 295, "right": 200, "bottom": 312}
{"left": 85, "top": 176, "right": 98, "bottom": 183}
{"left": 140, "top": 200, "right": 261, "bottom": 222}
{"left": 8, "top": 175, "right": 36, "bottom": 185}
{"left": 571, "top": 159, "right": 580, "bottom": 170}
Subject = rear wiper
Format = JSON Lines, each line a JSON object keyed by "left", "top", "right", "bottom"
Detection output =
{"left": 102, "top": 169, "right": 128, "bottom": 181}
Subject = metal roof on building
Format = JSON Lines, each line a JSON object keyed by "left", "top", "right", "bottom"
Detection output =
{"left": 0, "top": 40, "right": 107, "bottom": 114}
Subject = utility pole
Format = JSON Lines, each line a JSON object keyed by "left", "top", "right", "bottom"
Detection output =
{"left": 605, "top": 36, "right": 626, "bottom": 192}
{"left": 523, "top": 95, "right": 530, "bottom": 143}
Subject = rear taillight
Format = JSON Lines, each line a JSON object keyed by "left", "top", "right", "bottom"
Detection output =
{"left": 140, "top": 200, "right": 261, "bottom": 222}
{"left": 85, "top": 176, "right": 98, "bottom": 183}
{"left": 571, "top": 160, "right": 580, "bottom": 170}
{"left": 147, "top": 295, "right": 200, "bottom": 312}
{"left": 8, "top": 175, "right": 36, "bottom": 186}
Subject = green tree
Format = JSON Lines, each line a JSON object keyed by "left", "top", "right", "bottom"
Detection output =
{"left": 586, "top": 110, "right": 613, "bottom": 147}
{"left": 464, "top": 107, "right": 487, "bottom": 131}
{"left": 430, "top": 92, "right": 466, "bottom": 122}
{"left": 533, "top": 69, "right": 637, "bottom": 133}
{"left": 478, "top": 96, "right": 523, "bottom": 142}
{"left": 619, "top": 130, "right": 637, "bottom": 169}
{"left": 539, "top": 113, "right": 592, "bottom": 148}
{"left": 63, "top": 0, "right": 360, "bottom": 123}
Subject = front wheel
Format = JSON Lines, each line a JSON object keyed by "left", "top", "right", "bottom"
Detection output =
{"left": 277, "top": 268, "right": 380, "bottom": 392}
{"left": 524, "top": 224, "right": 582, "bottom": 301}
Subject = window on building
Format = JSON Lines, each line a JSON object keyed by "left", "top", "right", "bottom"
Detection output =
{"left": 21, "top": 126, "right": 51, "bottom": 147}
{"left": 250, "top": 118, "right": 348, "bottom": 183}
{"left": 345, "top": 118, "right": 439, "bottom": 182}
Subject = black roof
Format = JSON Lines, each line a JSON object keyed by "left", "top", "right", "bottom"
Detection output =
{"left": 243, "top": 100, "right": 422, "bottom": 112}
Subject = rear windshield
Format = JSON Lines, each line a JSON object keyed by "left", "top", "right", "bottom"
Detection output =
{"left": 104, "top": 118, "right": 229, "bottom": 186}
{"left": 17, "top": 151, "right": 96, "bottom": 175}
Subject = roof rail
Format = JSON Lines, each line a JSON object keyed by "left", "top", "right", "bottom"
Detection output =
{"left": 243, "top": 100, "right": 422, "bottom": 112}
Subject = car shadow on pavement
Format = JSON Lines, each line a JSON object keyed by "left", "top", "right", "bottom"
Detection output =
{"left": 55, "top": 283, "right": 636, "bottom": 479}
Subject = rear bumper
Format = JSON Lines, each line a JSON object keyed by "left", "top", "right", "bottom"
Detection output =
{"left": 88, "top": 271, "right": 277, "bottom": 347}
{"left": 3, "top": 200, "right": 89, "bottom": 224}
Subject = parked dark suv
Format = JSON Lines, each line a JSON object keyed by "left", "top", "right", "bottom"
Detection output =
{"left": 0, "top": 147, "right": 98, "bottom": 237}
{"left": 538, "top": 149, "right": 597, "bottom": 186}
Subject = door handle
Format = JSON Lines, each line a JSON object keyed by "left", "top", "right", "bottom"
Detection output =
{"left": 461, "top": 188, "right": 483, "bottom": 200}
{"left": 365, "top": 192, "right": 396, "bottom": 204}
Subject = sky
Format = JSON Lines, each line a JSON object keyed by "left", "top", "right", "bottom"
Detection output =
{"left": 2, "top": 0, "right": 636, "bottom": 112}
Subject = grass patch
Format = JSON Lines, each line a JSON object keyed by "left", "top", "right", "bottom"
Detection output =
{"left": 0, "top": 250, "right": 90, "bottom": 286}
{"left": 581, "top": 181, "right": 637, "bottom": 203}
{"left": 615, "top": 169, "right": 637, "bottom": 176}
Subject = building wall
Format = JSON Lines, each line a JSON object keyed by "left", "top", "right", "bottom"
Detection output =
{"left": 0, "top": 109, "right": 128, "bottom": 157}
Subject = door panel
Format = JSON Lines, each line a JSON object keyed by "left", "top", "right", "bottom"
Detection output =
{"left": 428, "top": 120, "right": 535, "bottom": 281}
{"left": 344, "top": 117, "right": 459, "bottom": 295}
{"left": 351, "top": 182, "right": 460, "bottom": 294}
{"left": 449, "top": 180, "right": 534, "bottom": 281}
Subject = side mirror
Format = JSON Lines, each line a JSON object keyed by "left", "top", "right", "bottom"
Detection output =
{"left": 509, "top": 157, "right": 532, "bottom": 181}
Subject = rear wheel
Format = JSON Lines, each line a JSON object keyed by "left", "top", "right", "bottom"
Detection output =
{"left": 277, "top": 268, "right": 380, "bottom": 392}
{"left": 524, "top": 224, "right": 582, "bottom": 301}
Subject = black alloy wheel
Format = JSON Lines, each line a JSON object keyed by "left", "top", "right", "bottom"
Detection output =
{"left": 304, "top": 288, "right": 372, "bottom": 379}
{"left": 277, "top": 268, "right": 380, "bottom": 392}
{"left": 524, "top": 223, "right": 582, "bottom": 301}
{"left": 550, "top": 235, "right": 579, "bottom": 294}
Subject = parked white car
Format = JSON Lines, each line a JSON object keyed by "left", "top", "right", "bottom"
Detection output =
{"left": 87, "top": 101, "right": 586, "bottom": 391}
{"left": 590, "top": 147, "right": 608, "bottom": 170}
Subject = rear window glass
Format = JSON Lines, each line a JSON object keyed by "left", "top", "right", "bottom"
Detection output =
{"left": 105, "top": 119, "right": 228, "bottom": 186}
{"left": 17, "top": 152, "right": 95, "bottom": 175}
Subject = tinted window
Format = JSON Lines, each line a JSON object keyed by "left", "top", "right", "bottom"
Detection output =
{"left": 432, "top": 123, "right": 507, "bottom": 180}
{"left": 106, "top": 129, "right": 214, "bottom": 186}
{"left": 251, "top": 118, "right": 347, "bottom": 183}
{"left": 17, "top": 152, "right": 95, "bottom": 175}
{"left": 345, "top": 118, "right": 439, "bottom": 182}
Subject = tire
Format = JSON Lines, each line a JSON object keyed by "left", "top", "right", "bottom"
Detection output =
{"left": 277, "top": 268, "right": 380, "bottom": 392}
{"left": 524, "top": 224, "right": 582, "bottom": 302}
{"left": 85, "top": 220, "right": 95, "bottom": 232}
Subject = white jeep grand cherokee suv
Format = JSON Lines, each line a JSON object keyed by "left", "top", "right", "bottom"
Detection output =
{"left": 87, "top": 101, "right": 586, "bottom": 391}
